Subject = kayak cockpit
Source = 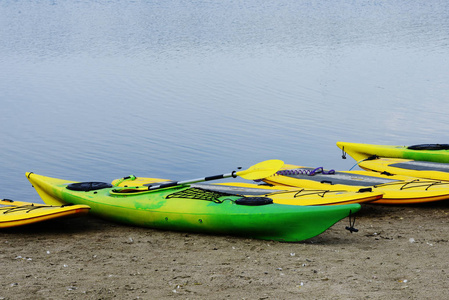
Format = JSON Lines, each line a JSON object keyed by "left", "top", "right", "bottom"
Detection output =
{"left": 67, "top": 182, "right": 112, "bottom": 191}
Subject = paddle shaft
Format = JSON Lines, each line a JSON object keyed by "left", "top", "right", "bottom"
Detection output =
{"left": 147, "top": 171, "right": 237, "bottom": 190}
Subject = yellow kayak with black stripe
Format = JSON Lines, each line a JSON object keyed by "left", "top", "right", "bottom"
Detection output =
{"left": 358, "top": 157, "right": 449, "bottom": 181}
{"left": 261, "top": 164, "right": 449, "bottom": 204}
{"left": 0, "top": 199, "right": 90, "bottom": 228}
{"left": 111, "top": 176, "right": 383, "bottom": 206}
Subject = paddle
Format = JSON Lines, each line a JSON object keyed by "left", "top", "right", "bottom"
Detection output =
{"left": 144, "top": 159, "right": 284, "bottom": 191}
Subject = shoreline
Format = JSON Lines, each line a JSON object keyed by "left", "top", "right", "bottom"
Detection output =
{"left": 1, "top": 202, "right": 448, "bottom": 299}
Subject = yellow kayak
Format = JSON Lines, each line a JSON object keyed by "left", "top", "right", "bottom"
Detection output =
{"left": 358, "top": 157, "right": 449, "bottom": 181}
{"left": 261, "top": 164, "right": 449, "bottom": 204}
{"left": 111, "top": 176, "right": 383, "bottom": 205}
{"left": 0, "top": 199, "right": 90, "bottom": 228}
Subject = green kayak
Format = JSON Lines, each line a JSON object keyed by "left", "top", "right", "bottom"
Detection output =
{"left": 26, "top": 172, "right": 360, "bottom": 242}
{"left": 337, "top": 142, "right": 449, "bottom": 163}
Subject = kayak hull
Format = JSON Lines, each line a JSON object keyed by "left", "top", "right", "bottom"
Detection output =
{"left": 26, "top": 172, "right": 360, "bottom": 242}
{"left": 337, "top": 142, "right": 449, "bottom": 163}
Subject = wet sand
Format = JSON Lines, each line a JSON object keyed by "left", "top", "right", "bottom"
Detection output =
{"left": 1, "top": 202, "right": 449, "bottom": 299}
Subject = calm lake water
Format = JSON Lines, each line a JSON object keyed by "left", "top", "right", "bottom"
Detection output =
{"left": 1, "top": 0, "right": 449, "bottom": 202}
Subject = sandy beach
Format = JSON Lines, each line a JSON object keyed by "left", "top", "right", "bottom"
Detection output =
{"left": 1, "top": 201, "right": 448, "bottom": 300}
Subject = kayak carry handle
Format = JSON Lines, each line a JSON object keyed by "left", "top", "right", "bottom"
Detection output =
{"left": 320, "top": 180, "right": 333, "bottom": 185}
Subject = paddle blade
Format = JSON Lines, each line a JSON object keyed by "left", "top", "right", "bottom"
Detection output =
{"left": 236, "top": 159, "right": 284, "bottom": 180}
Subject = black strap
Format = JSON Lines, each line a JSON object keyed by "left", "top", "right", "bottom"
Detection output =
{"left": 345, "top": 210, "right": 359, "bottom": 233}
